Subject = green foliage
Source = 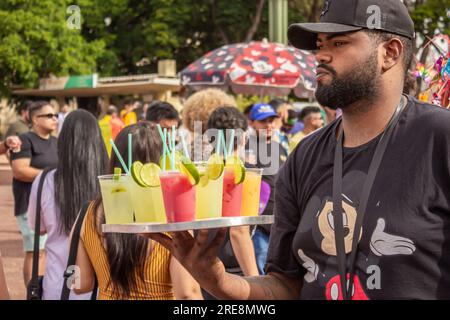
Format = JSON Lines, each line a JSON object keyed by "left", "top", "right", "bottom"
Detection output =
{"left": 0, "top": 0, "right": 105, "bottom": 95}
{"left": 409, "top": 0, "right": 450, "bottom": 38}
{"left": 0, "top": 0, "right": 448, "bottom": 96}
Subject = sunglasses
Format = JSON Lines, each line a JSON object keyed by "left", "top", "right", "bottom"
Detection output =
{"left": 36, "top": 113, "right": 58, "bottom": 119}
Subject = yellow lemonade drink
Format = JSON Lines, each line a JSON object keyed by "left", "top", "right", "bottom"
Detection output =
{"left": 195, "top": 163, "right": 224, "bottom": 220}
{"left": 130, "top": 181, "right": 166, "bottom": 223}
{"left": 98, "top": 174, "right": 134, "bottom": 224}
{"left": 240, "top": 168, "right": 263, "bottom": 216}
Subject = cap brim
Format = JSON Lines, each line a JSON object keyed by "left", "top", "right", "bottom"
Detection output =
{"left": 252, "top": 113, "right": 279, "bottom": 121}
{"left": 288, "top": 23, "right": 363, "bottom": 50}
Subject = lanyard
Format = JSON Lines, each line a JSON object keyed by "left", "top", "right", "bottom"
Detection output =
{"left": 332, "top": 96, "right": 406, "bottom": 300}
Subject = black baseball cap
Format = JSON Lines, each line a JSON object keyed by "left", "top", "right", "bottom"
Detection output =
{"left": 288, "top": 0, "right": 415, "bottom": 50}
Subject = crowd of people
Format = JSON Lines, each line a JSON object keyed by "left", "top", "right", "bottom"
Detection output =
{"left": 0, "top": 88, "right": 329, "bottom": 300}
{"left": 1, "top": 0, "right": 448, "bottom": 301}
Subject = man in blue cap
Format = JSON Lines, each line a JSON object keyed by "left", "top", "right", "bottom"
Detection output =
{"left": 146, "top": 0, "right": 450, "bottom": 300}
{"left": 246, "top": 103, "right": 288, "bottom": 275}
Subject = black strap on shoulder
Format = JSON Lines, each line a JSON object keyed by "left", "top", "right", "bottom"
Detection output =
{"left": 60, "top": 201, "right": 98, "bottom": 300}
{"left": 333, "top": 97, "right": 406, "bottom": 300}
{"left": 30, "top": 168, "right": 54, "bottom": 291}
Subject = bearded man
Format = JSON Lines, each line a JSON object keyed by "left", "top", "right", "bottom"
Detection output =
{"left": 144, "top": 0, "right": 450, "bottom": 300}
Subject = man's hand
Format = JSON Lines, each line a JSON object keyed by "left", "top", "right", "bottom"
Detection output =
{"left": 143, "top": 229, "right": 302, "bottom": 300}
{"left": 142, "top": 229, "right": 228, "bottom": 290}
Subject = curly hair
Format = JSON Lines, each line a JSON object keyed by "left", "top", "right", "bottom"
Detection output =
{"left": 182, "top": 88, "right": 237, "bottom": 133}
{"left": 207, "top": 106, "right": 248, "bottom": 132}
{"left": 207, "top": 106, "right": 247, "bottom": 153}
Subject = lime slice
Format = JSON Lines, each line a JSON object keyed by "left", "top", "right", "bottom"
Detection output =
{"left": 206, "top": 154, "right": 224, "bottom": 180}
{"left": 159, "top": 151, "right": 183, "bottom": 171}
{"left": 139, "top": 163, "right": 161, "bottom": 187}
{"left": 199, "top": 173, "right": 209, "bottom": 187}
{"left": 225, "top": 156, "right": 245, "bottom": 185}
{"left": 131, "top": 161, "right": 147, "bottom": 187}
{"left": 113, "top": 167, "right": 122, "bottom": 181}
{"left": 179, "top": 157, "right": 200, "bottom": 186}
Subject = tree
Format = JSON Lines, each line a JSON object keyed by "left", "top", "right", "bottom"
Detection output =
{"left": 0, "top": 0, "right": 105, "bottom": 95}
{"left": 288, "top": 0, "right": 324, "bottom": 23}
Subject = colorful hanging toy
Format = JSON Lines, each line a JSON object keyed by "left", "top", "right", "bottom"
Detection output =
{"left": 416, "top": 35, "right": 450, "bottom": 109}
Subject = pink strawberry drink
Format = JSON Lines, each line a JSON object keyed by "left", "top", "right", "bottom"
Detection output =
{"left": 222, "top": 169, "right": 243, "bottom": 217}
{"left": 159, "top": 171, "right": 196, "bottom": 223}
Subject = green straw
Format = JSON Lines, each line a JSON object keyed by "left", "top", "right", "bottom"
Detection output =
{"left": 216, "top": 129, "right": 222, "bottom": 156}
{"left": 227, "top": 129, "right": 235, "bottom": 157}
{"left": 220, "top": 130, "right": 228, "bottom": 159}
{"left": 128, "top": 133, "right": 132, "bottom": 172}
{"left": 166, "top": 129, "right": 174, "bottom": 170}
{"left": 171, "top": 125, "right": 176, "bottom": 171}
{"left": 109, "top": 138, "right": 130, "bottom": 176}
{"left": 156, "top": 124, "right": 167, "bottom": 171}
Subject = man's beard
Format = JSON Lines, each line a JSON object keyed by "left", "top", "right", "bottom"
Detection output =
{"left": 315, "top": 52, "right": 380, "bottom": 111}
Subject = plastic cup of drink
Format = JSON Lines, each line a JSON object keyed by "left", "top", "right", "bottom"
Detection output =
{"left": 130, "top": 180, "right": 167, "bottom": 223}
{"left": 240, "top": 168, "right": 263, "bottom": 216}
{"left": 98, "top": 174, "right": 134, "bottom": 224}
{"left": 221, "top": 169, "right": 243, "bottom": 217}
{"left": 195, "top": 162, "right": 223, "bottom": 220}
{"left": 159, "top": 171, "right": 196, "bottom": 223}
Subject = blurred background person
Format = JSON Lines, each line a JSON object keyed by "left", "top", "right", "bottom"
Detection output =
{"left": 133, "top": 100, "right": 145, "bottom": 121}
{"left": 5, "top": 100, "right": 31, "bottom": 139}
{"left": 120, "top": 99, "right": 137, "bottom": 126}
{"left": 289, "top": 106, "right": 324, "bottom": 152}
{"left": 107, "top": 105, "right": 125, "bottom": 140}
{"left": 181, "top": 88, "right": 237, "bottom": 161}
{"left": 10, "top": 101, "right": 59, "bottom": 287}
{"left": 27, "top": 109, "right": 108, "bottom": 300}
{"left": 269, "top": 99, "right": 294, "bottom": 155}
{"left": 283, "top": 109, "right": 298, "bottom": 134}
{"left": 74, "top": 123, "right": 202, "bottom": 300}
{"left": 145, "top": 101, "right": 180, "bottom": 130}
{"left": 57, "top": 98, "right": 72, "bottom": 135}
{"left": 247, "top": 102, "right": 287, "bottom": 275}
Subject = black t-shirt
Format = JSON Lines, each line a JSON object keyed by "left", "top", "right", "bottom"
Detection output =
{"left": 246, "top": 135, "right": 287, "bottom": 235}
{"left": 10, "top": 132, "right": 58, "bottom": 216}
{"left": 266, "top": 96, "right": 450, "bottom": 300}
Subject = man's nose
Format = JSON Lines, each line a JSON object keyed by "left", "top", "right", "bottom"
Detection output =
{"left": 315, "top": 50, "right": 332, "bottom": 65}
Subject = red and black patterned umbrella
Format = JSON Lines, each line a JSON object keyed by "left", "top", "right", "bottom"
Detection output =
{"left": 180, "top": 40, "right": 317, "bottom": 98}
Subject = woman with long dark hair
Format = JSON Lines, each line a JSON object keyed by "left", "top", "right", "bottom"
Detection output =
{"left": 74, "top": 122, "right": 202, "bottom": 300}
{"left": 27, "top": 109, "right": 108, "bottom": 299}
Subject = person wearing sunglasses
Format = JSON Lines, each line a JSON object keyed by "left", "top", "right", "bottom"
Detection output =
{"left": 10, "top": 101, "right": 59, "bottom": 288}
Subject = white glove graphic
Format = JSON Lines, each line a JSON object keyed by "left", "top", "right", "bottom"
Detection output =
{"left": 298, "top": 249, "right": 319, "bottom": 283}
{"left": 370, "top": 218, "right": 416, "bottom": 256}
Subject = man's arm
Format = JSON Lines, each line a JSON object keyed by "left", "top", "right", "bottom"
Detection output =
{"left": 145, "top": 230, "right": 301, "bottom": 300}
{"left": 209, "top": 270, "right": 301, "bottom": 300}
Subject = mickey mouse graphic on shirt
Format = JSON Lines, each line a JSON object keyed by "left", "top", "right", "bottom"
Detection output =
{"left": 296, "top": 170, "right": 417, "bottom": 300}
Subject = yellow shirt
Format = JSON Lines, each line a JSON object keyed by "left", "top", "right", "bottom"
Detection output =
{"left": 289, "top": 131, "right": 306, "bottom": 153}
{"left": 120, "top": 110, "right": 137, "bottom": 126}
{"left": 98, "top": 115, "right": 112, "bottom": 157}
{"left": 81, "top": 202, "right": 175, "bottom": 300}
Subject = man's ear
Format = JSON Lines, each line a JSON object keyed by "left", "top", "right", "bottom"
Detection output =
{"left": 381, "top": 38, "right": 403, "bottom": 72}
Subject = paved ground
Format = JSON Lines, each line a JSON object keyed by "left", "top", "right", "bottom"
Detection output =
{"left": 0, "top": 155, "right": 26, "bottom": 300}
